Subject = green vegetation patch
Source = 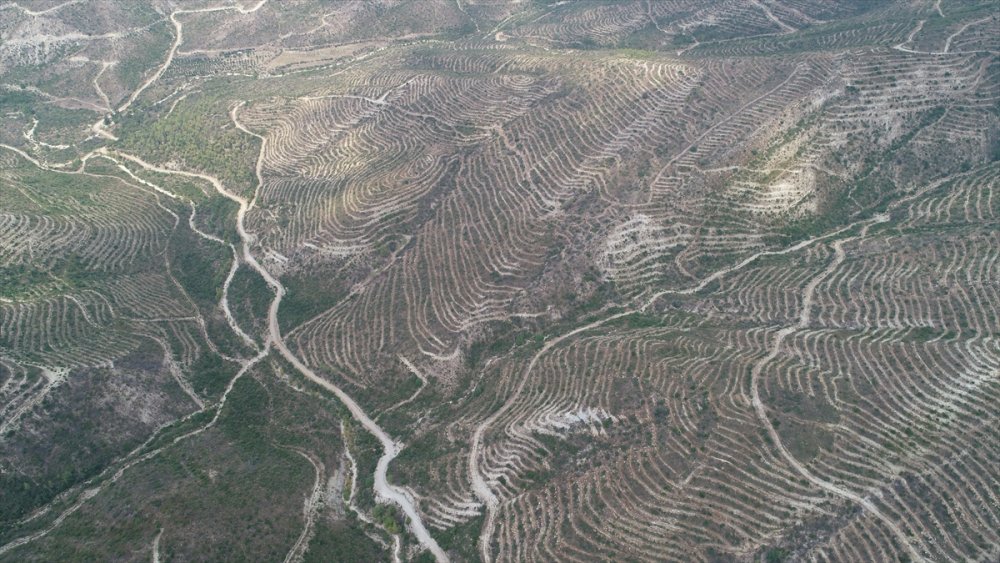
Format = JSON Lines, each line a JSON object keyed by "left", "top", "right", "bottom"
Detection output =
{"left": 0, "top": 265, "right": 55, "bottom": 300}
{"left": 169, "top": 223, "right": 233, "bottom": 305}
{"left": 1, "top": 165, "right": 106, "bottom": 215}
{"left": 304, "top": 519, "right": 387, "bottom": 563}
{"left": 434, "top": 514, "right": 484, "bottom": 561}
{"left": 189, "top": 350, "right": 239, "bottom": 400}
{"left": 226, "top": 266, "right": 272, "bottom": 341}
{"left": 278, "top": 271, "right": 347, "bottom": 333}
{"left": 116, "top": 92, "right": 260, "bottom": 195}
{"left": 2, "top": 370, "right": 344, "bottom": 561}
{"left": 0, "top": 255, "right": 110, "bottom": 300}
{"left": 0, "top": 343, "right": 193, "bottom": 535}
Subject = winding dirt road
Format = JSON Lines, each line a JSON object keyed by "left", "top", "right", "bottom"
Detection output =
{"left": 468, "top": 208, "right": 933, "bottom": 562}
{"left": 746, "top": 219, "right": 925, "bottom": 563}
{"left": 109, "top": 128, "right": 448, "bottom": 561}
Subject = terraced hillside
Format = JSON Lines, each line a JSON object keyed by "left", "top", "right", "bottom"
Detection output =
{"left": 1, "top": 1, "right": 998, "bottom": 561}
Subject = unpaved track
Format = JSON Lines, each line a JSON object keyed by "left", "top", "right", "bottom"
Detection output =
{"left": 377, "top": 356, "right": 429, "bottom": 421}
{"left": 3, "top": 10, "right": 445, "bottom": 557}
{"left": 470, "top": 309, "right": 631, "bottom": 561}
{"left": 270, "top": 274, "right": 449, "bottom": 562}
{"left": 228, "top": 106, "right": 447, "bottom": 559}
{"left": 467, "top": 224, "right": 849, "bottom": 561}
{"left": 110, "top": 120, "right": 448, "bottom": 560}
{"left": 99, "top": 150, "right": 258, "bottom": 350}
{"left": 282, "top": 448, "right": 324, "bottom": 563}
{"left": 0, "top": 341, "right": 270, "bottom": 557}
{"left": 151, "top": 528, "right": 163, "bottom": 563}
{"left": 469, "top": 168, "right": 971, "bottom": 561}
{"left": 747, "top": 219, "right": 925, "bottom": 563}
{"left": 943, "top": 16, "right": 991, "bottom": 53}
{"left": 750, "top": 0, "right": 796, "bottom": 33}
{"left": 2, "top": 0, "right": 83, "bottom": 17}
{"left": 118, "top": 1, "right": 271, "bottom": 114}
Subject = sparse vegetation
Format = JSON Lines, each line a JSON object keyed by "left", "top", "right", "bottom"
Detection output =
{"left": 1, "top": 1, "right": 997, "bottom": 562}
